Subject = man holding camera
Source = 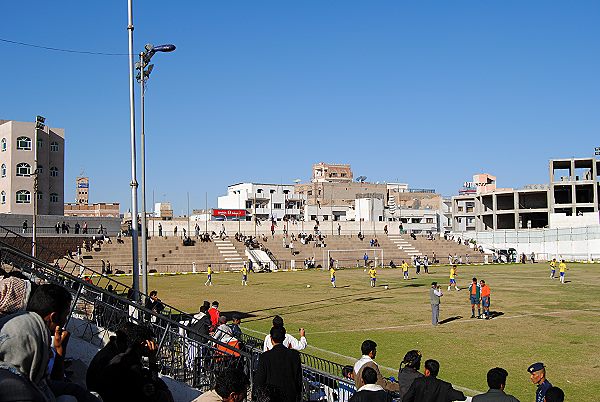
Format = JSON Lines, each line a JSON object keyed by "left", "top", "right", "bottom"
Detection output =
{"left": 430, "top": 282, "right": 443, "bottom": 326}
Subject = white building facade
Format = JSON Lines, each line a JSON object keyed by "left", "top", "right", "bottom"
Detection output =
{"left": 218, "top": 183, "right": 305, "bottom": 222}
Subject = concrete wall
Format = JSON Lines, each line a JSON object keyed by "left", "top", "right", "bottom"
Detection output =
{"left": 549, "top": 212, "right": 599, "bottom": 228}
{"left": 0, "top": 213, "right": 120, "bottom": 234}
{"left": 457, "top": 225, "right": 600, "bottom": 261}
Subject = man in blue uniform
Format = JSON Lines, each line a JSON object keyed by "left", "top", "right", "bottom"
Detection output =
{"left": 528, "top": 362, "right": 552, "bottom": 402}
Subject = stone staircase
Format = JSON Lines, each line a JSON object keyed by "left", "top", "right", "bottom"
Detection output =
{"left": 386, "top": 234, "right": 422, "bottom": 257}
{"left": 213, "top": 238, "right": 245, "bottom": 270}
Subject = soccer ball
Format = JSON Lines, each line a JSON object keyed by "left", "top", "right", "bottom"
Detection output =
{"left": 306, "top": 284, "right": 311, "bottom": 288}
{"left": 384, "top": 285, "right": 389, "bottom": 290}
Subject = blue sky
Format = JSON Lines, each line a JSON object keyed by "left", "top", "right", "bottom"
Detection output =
{"left": 1, "top": 1, "right": 599, "bottom": 215}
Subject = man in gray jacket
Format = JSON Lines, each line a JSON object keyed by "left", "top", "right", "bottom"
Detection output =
{"left": 430, "top": 282, "right": 443, "bottom": 326}
{"left": 473, "top": 367, "right": 520, "bottom": 402}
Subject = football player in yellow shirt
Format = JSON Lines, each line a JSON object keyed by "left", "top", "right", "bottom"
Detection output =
{"left": 402, "top": 261, "right": 410, "bottom": 280}
{"left": 330, "top": 266, "right": 336, "bottom": 288}
{"left": 549, "top": 258, "right": 557, "bottom": 279}
{"left": 368, "top": 267, "right": 377, "bottom": 287}
{"left": 448, "top": 265, "right": 460, "bottom": 291}
{"left": 241, "top": 264, "right": 248, "bottom": 286}
{"left": 205, "top": 264, "right": 213, "bottom": 286}
{"left": 558, "top": 260, "right": 567, "bottom": 284}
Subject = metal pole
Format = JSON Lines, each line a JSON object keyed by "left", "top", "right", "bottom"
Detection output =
{"left": 254, "top": 193, "right": 257, "bottom": 237}
{"left": 127, "top": 0, "right": 140, "bottom": 302}
{"left": 140, "top": 52, "right": 148, "bottom": 296}
{"left": 187, "top": 192, "right": 190, "bottom": 235}
{"left": 32, "top": 123, "right": 38, "bottom": 259}
{"left": 205, "top": 192, "right": 208, "bottom": 234}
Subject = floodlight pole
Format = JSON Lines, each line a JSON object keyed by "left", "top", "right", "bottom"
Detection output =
{"left": 127, "top": 0, "right": 140, "bottom": 302}
{"left": 137, "top": 42, "right": 176, "bottom": 296}
{"left": 139, "top": 51, "right": 148, "bottom": 296}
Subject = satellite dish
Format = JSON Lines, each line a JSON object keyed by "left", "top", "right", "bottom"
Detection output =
{"left": 294, "top": 179, "right": 301, "bottom": 184}
{"left": 356, "top": 176, "right": 367, "bottom": 183}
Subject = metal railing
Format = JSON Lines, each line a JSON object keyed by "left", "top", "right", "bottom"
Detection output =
{"left": 0, "top": 225, "right": 254, "bottom": 391}
{"left": 0, "top": 224, "right": 357, "bottom": 400}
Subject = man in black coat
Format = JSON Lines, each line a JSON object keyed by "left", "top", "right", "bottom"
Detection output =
{"left": 403, "top": 359, "right": 465, "bottom": 402}
{"left": 254, "top": 326, "right": 302, "bottom": 402}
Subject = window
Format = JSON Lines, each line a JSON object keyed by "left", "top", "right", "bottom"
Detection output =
{"left": 273, "top": 203, "right": 282, "bottom": 209}
{"left": 1, "top": 138, "right": 6, "bottom": 151}
{"left": 16, "top": 162, "right": 31, "bottom": 176}
{"left": 16, "top": 190, "right": 31, "bottom": 203}
{"left": 50, "top": 142, "right": 59, "bottom": 152}
{"left": 457, "top": 206, "right": 464, "bottom": 212}
{"left": 426, "top": 218, "right": 434, "bottom": 223}
{"left": 37, "top": 192, "right": 43, "bottom": 200}
{"left": 37, "top": 165, "right": 43, "bottom": 174}
{"left": 16, "top": 137, "right": 32, "bottom": 150}
{"left": 50, "top": 167, "right": 59, "bottom": 177}
{"left": 307, "top": 190, "right": 313, "bottom": 196}
{"left": 37, "top": 139, "right": 43, "bottom": 148}
{"left": 0, "top": 191, "right": 5, "bottom": 204}
{"left": 1, "top": 164, "right": 5, "bottom": 177}
{"left": 50, "top": 193, "right": 59, "bottom": 203}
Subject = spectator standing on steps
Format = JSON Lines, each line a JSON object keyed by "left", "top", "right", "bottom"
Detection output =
{"left": 472, "top": 367, "right": 520, "bottom": 402}
{"left": 403, "top": 359, "right": 465, "bottom": 402}
{"left": 263, "top": 315, "right": 307, "bottom": 351}
{"left": 349, "top": 366, "right": 392, "bottom": 402}
{"left": 255, "top": 326, "right": 303, "bottom": 402}
{"left": 22, "top": 219, "right": 28, "bottom": 233}
{"left": 353, "top": 340, "right": 399, "bottom": 393}
{"left": 397, "top": 350, "right": 423, "bottom": 399}
{"left": 430, "top": 282, "right": 443, "bottom": 326}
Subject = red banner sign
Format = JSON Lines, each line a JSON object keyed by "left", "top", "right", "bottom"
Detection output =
{"left": 212, "top": 209, "right": 247, "bottom": 217}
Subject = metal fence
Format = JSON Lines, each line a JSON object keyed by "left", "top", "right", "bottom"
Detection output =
{"left": 0, "top": 225, "right": 357, "bottom": 400}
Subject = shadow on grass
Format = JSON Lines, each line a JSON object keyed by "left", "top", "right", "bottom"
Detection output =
{"left": 404, "top": 283, "right": 426, "bottom": 288}
{"left": 220, "top": 311, "right": 258, "bottom": 320}
{"left": 244, "top": 288, "right": 390, "bottom": 315}
{"left": 439, "top": 316, "right": 462, "bottom": 324}
{"left": 354, "top": 296, "right": 394, "bottom": 302}
{"left": 489, "top": 311, "right": 504, "bottom": 319}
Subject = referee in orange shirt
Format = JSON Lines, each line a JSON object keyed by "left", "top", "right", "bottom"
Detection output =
{"left": 480, "top": 280, "right": 491, "bottom": 319}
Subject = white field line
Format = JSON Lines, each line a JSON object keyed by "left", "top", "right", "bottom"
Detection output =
{"left": 308, "top": 308, "right": 600, "bottom": 335}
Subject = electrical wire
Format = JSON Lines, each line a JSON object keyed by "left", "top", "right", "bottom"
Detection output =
{"left": 0, "top": 37, "right": 128, "bottom": 56}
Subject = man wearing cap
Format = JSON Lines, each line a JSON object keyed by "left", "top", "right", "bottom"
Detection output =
{"left": 263, "top": 315, "right": 307, "bottom": 351}
{"left": 472, "top": 367, "right": 519, "bottom": 402}
{"left": 528, "top": 362, "right": 552, "bottom": 402}
{"left": 430, "top": 282, "right": 443, "bottom": 326}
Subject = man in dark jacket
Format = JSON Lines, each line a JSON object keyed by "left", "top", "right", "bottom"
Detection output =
{"left": 349, "top": 367, "right": 392, "bottom": 402}
{"left": 472, "top": 367, "right": 519, "bottom": 402}
{"left": 254, "top": 326, "right": 302, "bottom": 402}
{"left": 403, "top": 359, "right": 465, "bottom": 402}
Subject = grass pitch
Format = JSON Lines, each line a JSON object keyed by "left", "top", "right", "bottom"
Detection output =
{"left": 146, "top": 263, "right": 600, "bottom": 401}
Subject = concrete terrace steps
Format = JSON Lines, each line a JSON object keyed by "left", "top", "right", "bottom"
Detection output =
{"left": 213, "top": 238, "right": 245, "bottom": 270}
{"left": 386, "top": 234, "right": 422, "bottom": 256}
{"left": 78, "top": 236, "right": 238, "bottom": 272}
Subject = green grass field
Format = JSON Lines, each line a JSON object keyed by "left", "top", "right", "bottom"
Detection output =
{"left": 145, "top": 262, "right": 600, "bottom": 401}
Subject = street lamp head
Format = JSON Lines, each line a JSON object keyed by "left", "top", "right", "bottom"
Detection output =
{"left": 153, "top": 44, "right": 176, "bottom": 53}
{"left": 142, "top": 44, "right": 176, "bottom": 64}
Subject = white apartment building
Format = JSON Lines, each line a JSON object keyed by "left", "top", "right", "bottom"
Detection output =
{"left": 218, "top": 183, "right": 305, "bottom": 222}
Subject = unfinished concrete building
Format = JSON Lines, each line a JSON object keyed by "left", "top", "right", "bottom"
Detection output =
{"left": 550, "top": 158, "right": 599, "bottom": 216}
{"left": 452, "top": 157, "right": 600, "bottom": 232}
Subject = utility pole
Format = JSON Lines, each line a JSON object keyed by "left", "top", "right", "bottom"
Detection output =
{"left": 32, "top": 115, "right": 45, "bottom": 260}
